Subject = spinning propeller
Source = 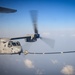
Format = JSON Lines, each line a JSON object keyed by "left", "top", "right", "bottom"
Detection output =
{"left": 10, "top": 10, "right": 55, "bottom": 48}
{"left": 30, "top": 10, "right": 55, "bottom": 48}
{"left": 22, "top": 10, "right": 75, "bottom": 55}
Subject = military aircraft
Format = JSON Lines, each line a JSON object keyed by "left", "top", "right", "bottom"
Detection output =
{"left": 0, "top": 7, "right": 75, "bottom": 55}
{"left": 0, "top": 7, "right": 54, "bottom": 55}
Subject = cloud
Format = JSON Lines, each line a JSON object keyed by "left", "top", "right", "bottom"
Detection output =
{"left": 24, "top": 59, "right": 34, "bottom": 68}
{"left": 36, "top": 69, "right": 44, "bottom": 75}
{"left": 24, "top": 59, "right": 44, "bottom": 75}
{"left": 61, "top": 65, "right": 74, "bottom": 75}
{"left": 51, "top": 59, "right": 58, "bottom": 64}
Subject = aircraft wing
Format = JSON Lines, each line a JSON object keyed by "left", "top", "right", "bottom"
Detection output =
{"left": 10, "top": 36, "right": 31, "bottom": 40}
{"left": 0, "top": 7, "right": 17, "bottom": 13}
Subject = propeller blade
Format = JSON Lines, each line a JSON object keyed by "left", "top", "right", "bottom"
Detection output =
{"left": 40, "top": 37, "right": 55, "bottom": 48}
{"left": 0, "top": 7, "right": 17, "bottom": 13}
{"left": 30, "top": 10, "right": 38, "bottom": 34}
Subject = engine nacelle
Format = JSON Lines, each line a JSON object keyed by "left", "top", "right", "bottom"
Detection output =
{"left": 25, "top": 34, "right": 40, "bottom": 42}
{"left": 25, "top": 37, "right": 37, "bottom": 42}
{"left": 34, "top": 34, "right": 40, "bottom": 38}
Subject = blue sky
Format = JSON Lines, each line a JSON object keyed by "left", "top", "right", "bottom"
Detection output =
{"left": 0, "top": 0, "right": 75, "bottom": 75}
{"left": 0, "top": 0, "right": 75, "bottom": 36}
{"left": 1, "top": 0, "right": 75, "bottom": 29}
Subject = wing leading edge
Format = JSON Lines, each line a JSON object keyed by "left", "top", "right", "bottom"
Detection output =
{"left": 10, "top": 36, "right": 31, "bottom": 40}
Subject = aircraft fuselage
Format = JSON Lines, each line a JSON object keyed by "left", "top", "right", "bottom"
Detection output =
{"left": 0, "top": 38, "right": 22, "bottom": 54}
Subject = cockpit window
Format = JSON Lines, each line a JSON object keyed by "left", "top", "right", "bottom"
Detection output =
{"left": 8, "top": 41, "right": 12, "bottom": 47}
{"left": 8, "top": 41, "right": 20, "bottom": 47}
{"left": 12, "top": 42, "right": 16, "bottom": 46}
{"left": 16, "top": 42, "right": 20, "bottom": 46}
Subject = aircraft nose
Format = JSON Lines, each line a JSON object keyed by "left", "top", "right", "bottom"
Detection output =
{"left": 13, "top": 46, "right": 22, "bottom": 53}
{"left": 17, "top": 47, "right": 22, "bottom": 52}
